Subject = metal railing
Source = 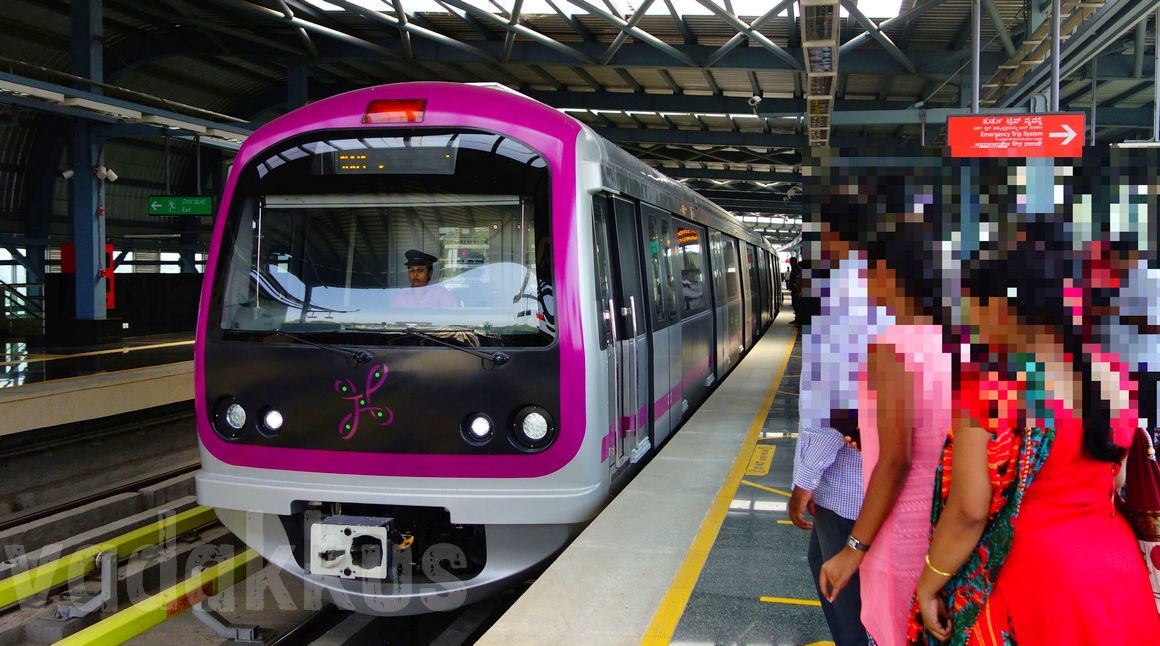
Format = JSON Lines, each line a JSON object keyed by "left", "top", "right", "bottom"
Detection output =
{"left": 0, "top": 279, "right": 45, "bottom": 338}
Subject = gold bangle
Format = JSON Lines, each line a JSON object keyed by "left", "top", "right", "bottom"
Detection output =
{"left": 925, "top": 553, "right": 954, "bottom": 578}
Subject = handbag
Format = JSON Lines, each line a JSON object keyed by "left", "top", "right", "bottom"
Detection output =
{"left": 1119, "top": 426, "right": 1160, "bottom": 613}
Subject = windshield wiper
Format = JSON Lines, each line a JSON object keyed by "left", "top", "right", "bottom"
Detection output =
{"left": 274, "top": 329, "right": 372, "bottom": 365}
{"left": 403, "top": 328, "right": 510, "bottom": 366}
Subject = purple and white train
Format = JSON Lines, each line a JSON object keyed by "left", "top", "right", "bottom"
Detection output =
{"left": 195, "top": 82, "right": 782, "bottom": 614}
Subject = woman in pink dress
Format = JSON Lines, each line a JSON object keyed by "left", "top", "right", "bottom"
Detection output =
{"left": 818, "top": 251, "right": 953, "bottom": 646}
{"left": 911, "top": 227, "right": 1160, "bottom": 645}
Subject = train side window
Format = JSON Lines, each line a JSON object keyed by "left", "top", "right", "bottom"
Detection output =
{"left": 675, "top": 220, "right": 708, "bottom": 316}
{"left": 591, "top": 196, "right": 614, "bottom": 350}
{"left": 641, "top": 209, "right": 667, "bottom": 325}
{"left": 657, "top": 213, "right": 679, "bottom": 321}
{"left": 723, "top": 238, "right": 741, "bottom": 302}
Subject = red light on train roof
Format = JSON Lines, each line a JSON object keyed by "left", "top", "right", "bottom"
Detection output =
{"left": 363, "top": 99, "right": 426, "bottom": 124}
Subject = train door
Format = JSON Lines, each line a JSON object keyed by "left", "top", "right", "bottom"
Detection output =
{"left": 594, "top": 196, "right": 653, "bottom": 471}
{"left": 675, "top": 220, "right": 715, "bottom": 411}
{"left": 613, "top": 198, "right": 654, "bottom": 461}
{"left": 640, "top": 203, "right": 680, "bottom": 446}
{"left": 709, "top": 230, "right": 727, "bottom": 380}
{"left": 756, "top": 250, "right": 771, "bottom": 328}
{"left": 744, "top": 242, "right": 762, "bottom": 343}
{"left": 718, "top": 235, "right": 743, "bottom": 375}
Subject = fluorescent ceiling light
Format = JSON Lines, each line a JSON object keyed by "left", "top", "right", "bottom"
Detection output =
{"left": 141, "top": 114, "right": 208, "bottom": 133}
{"left": 0, "top": 79, "right": 64, "bottom": 102}
{"left": 60, "top": 97, "right": 142, "bottom": 120}
{"left": 305, "top": 0, "right": 903, "bottom": 19}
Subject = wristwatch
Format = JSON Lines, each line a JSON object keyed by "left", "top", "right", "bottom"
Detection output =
{"left": 846, "top": 535, "right": 871, "bottom": 552}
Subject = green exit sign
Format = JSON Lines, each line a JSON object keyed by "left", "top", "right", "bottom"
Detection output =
{"left": 148, "top": 195, "right": 214, "bottom": 216}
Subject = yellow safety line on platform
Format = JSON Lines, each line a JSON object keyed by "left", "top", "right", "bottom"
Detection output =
{"left": 0, "top": 506, "right": 217, "bottom": 608}
{"left": 759, "top": 596, "right": 823, "bottom": 607}
{"left": 740, "top": 480, "right": 792, "bottom": 497}
{"left": 643, "top": 331, "right": 797, "bottom": 645}
{"left": 56, "top": 548, "right": 261, "bottom": 645}
{"left": 0, "top": 340, "right": 193, "bottom": 367}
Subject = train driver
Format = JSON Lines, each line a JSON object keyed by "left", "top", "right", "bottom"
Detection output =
{"left": 393, "top": 249, "right": 457, "bottom": 308}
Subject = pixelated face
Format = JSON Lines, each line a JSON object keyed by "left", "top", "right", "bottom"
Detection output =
{"left": 804, "top": 148, "right": 1159, "bottom": 425}
{"left": 407, "top": 264, "right": 432, "bottom": 287}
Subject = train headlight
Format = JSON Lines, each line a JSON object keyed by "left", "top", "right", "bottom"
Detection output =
{"left": 258, "top": 407, "right": 284, "bottom": 437}
{"left": 212, "top": 398, "right": 247, "bottom": 440}
{"left": 461, "top": 413, "right": 494, "bottom": 445}
{"left": 510, "top": 405, "right": 555, "bottom": 452}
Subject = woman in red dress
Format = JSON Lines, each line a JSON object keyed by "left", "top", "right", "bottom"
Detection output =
{"left": 909, "top": 226, "right": 1160, "bottom": 645}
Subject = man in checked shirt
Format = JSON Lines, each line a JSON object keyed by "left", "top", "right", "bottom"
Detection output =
{"left": 789, "top": 223, "right": 892, "bottom": 646}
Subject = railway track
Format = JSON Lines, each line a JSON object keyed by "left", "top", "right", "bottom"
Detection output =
{"left": 0, "top": 407, "right": 527, "bottom": 644}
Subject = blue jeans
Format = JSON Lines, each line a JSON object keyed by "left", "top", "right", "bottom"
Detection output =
{"left": 807, "top": 504, "right": 869, "bottom": 646}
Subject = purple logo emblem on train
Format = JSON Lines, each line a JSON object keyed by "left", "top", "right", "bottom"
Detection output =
{"left": 335, "top": 363, "right": 394, "bottom": 439}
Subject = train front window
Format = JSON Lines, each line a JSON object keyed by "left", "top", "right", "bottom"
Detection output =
{"left": 216, "top": 130, "right": 554, "bottom": 346}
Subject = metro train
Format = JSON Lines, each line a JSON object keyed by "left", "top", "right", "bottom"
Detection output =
{"left": 195, "top": 81, "right": 782, "bottom": 614}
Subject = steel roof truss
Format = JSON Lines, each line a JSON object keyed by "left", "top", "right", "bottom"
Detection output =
{"left": 274, "top": 0, "right": 322, "bottom": 58}
{"left": 703, "top": 1, "right": 795, "bottom": 68}
{"left": 602, "top": 0, "right": 657, "bottom": 65}
{"left": 661, "top": 0, "right": 696, "bottom": 45}
{"left": 391, "top": 0, "right": 416, "bottom": 59}
{"left": 839, "top": 0, "right": 915, "bottom": 74}
{"left": 695, "top": 0, "right": 801, "bottom": 71}
{"left": 503, "top": 0, "right": 525, "bottom": 62}
{"left": 839, "top": 0, "right": 952, "bottom": 57}
{"left": 441, "top": 0, "right": 596, "bottom": 65}
{"left": 567, "top": 0, "right": 700, "bottom": 68}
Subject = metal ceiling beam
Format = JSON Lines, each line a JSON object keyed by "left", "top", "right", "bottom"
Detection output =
{"left": 274, "top": 0, "right": 321, "bottom": 58}
{"left": 602, "top": 0, "right": 656, "bottom": 65}
{"left": 696, "top": 0, "right": 801, "bottom": 70}
{"left": 840, "top": 0, "right": 953, "bottom": 56}
{"left": 390, "top": 0, "right": 415, "bottom": 59}
{"left": 840, "top": 0, "right": 916, "bottom": 73}
{"left": 226, "top": 0, "right": 403, "bottom": 61}
{"left": 567, "top": 0, "right": 700, "bottom": 68}
{"left": 655, "top": 167, "right": 802, "bottom": 182}
{"left": 439, "top": 0, "right": 596, "bottom": 65}
{"left": 704, "top": 1, "right": 795, "bottom": 68}
{"left": 981, "top": 0, "right": 1017, "bottom": 58}
{"left": 597, "top": 126, "right": 808, "bottom": 148}
{"left": 997, "top": 0, "right": 1155, "bottom": 108}
{"left": 327, "top": 0, "right": 494, "bottom": 62}
{"left": 661, "top": 0, "right": 696, "bottom": 45}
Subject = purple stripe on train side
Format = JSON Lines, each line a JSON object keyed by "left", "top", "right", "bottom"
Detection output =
{"left": 196, "top": 82, "right": 586, "bottom": 478}
{"left": 652, "top": 352, "right": 713, "bottom": 421}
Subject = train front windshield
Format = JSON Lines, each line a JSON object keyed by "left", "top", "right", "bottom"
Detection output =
{"left": 215, "top": 130, "right": 555, "bottom": 346}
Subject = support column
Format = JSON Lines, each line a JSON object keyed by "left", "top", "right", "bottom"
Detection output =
{"left": 69, "top": 124, "right": 107, "bottom": 320}
{"left": 288, "top": 65, "right": 310, "bottom": 109}
{"left": 63, "top": 0, "right": 120, "bottom": 344}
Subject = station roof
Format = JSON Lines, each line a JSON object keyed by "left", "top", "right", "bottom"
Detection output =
{"left": 0, "top": 0, "right": 1157, "bottom": 249}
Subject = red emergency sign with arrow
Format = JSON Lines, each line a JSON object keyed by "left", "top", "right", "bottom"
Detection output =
{"left": 947, "top": 113, "right": 1086, "bottom": 158}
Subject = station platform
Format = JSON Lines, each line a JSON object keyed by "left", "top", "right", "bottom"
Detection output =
{"left": 0, "top": 333, "right": 193, "bottom": 435}
{"left": 480, "top": 319, "right": 834, "bottom": 645}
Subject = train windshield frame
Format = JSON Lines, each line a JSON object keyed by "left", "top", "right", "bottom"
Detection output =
{"left": 212, "top": 128, "right": 555, "bottom": 347}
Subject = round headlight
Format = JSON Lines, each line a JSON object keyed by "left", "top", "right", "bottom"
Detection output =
{"left": 462, "top": 413, "right": 494, "bottom": 445}
{"left": 511, "top": 405, "right": 555, "bottom": 452}
{"left": 258, "top": 408, "right": 284, "bottom": 437}
{"left": 212, "top": 398, "right": 247, "bottom": 440}
{"left": 521, "top": 413, "right": 549, "bottom": 441}
{"left": 225, "top": 404, "right": 247, "bottom": 429}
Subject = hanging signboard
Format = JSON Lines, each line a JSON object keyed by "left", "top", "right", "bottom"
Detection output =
{"left": 148, "top": 196, "right": 214, "bottom": 216}
{"left": 947, "top": 113, "right": 1085, "bottom": 158}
